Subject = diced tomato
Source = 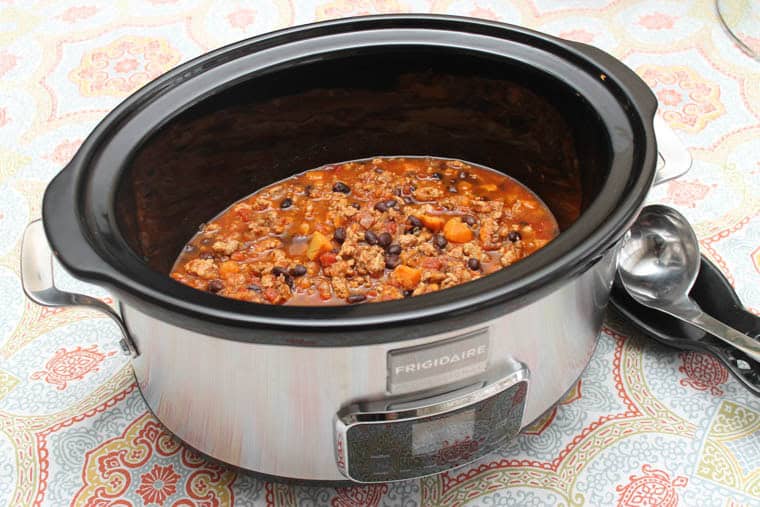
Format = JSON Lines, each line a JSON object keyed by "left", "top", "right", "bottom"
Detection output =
{"left": 235, "top": 208, "right": 253, "bottom": 222}
{"left": 319, "top": 251, "right": 338, "bottom": 267}
{"left": 230, "top": 251, "right": 246, "bottom": 261}
{"left": 263, "top": 288, "right": 280, "bottom": 303}
{"left": 421, "top": 257, "right": 443, "bottom": 270}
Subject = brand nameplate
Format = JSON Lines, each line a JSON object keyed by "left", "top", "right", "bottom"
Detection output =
{"left": 388, "top": 328, "right": 489, "bottom": 394}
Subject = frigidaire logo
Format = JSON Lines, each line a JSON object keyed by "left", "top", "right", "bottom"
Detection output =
{"left": 388, "top": 329, "right": 490, "bottom": 394}
{"left": 394, "top": 344, "right": 488, "bottom": 376}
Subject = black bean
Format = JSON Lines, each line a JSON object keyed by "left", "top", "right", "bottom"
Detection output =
{"left": 347, "top": 294, "right": 367, "bottom": 304}
{"left": 365, "top": 230, "right": 379, "bottom": 245}
{"left": 462, "top": 215, "right": 477, "bottom": 226}
{"left": 290, "top": 264, "right": 307, "bottom": 277}
{"left": 200, "top": 237, "right": 213, "bottom": 246}
{"left": 432, "top": 172, "right": 443, "bottom": 180}
{"left": 407, "top": 216, "right": 423, "bottom": 228}
{"left": 199, "top": 252, "right": 214, "bottom": 260}
{"left": 207, "top": 279, "right": 224, "bottom": 292}
{"left": 272, "top": 266, "right": 288, "bottom": 276}
{"left": 393, "top": 187, "right": 402, "bottom": 196}
{"left": 280, "top": 197, "right": 293, "bottom": 209}
{"left": 508, "top": 231, "right": 522, "bottom": 242}
{"left": 385, "top": 199, "right": 397, "bottom": 209}
{"left": 183, "top": 244, "right": 196, "bottom": 253}
{"left": 283, "top": 274, "right": 294, "bottom": 289}
{"left": 377, "top": 232, "right": 392, "bottom": 247}
{"left": 387, "top": 244, "right": 402, "bottom": 255}
{"left": 385, "top": 254, "right": 401, "bottom": 269}
{"left": 433, "top": 234, "right": 447, "bottom": 249}
{"left": 333, "top": 227, "right": 346, "bottom": 244}
{"left": 247, "top": 284, "right": 261, "bottom": 292}
{"left": 333, "top": 182, "right": 351, "bottom": 193}
{"left": 374, "top": 201, "right": 388, "bottom": 212}
{"left": 304, "top": 184, "right": 313, "bottom": 197}
{"left": 402, "top": 196, "right": 414, "bottom": 205}
{"left": 351, "top": 202, "right": 361, "bottom": 210}
{"left": 403, "top": 289, "right": 413, "bottom": 297}
{"left": 374, "top": 166, "right": 383, "bottom": 174}
{"left": 447, "top": 185, "right": 458, "bottom": 193}
{"left": 467, "top": 258, "right": 481, "bottom": 271}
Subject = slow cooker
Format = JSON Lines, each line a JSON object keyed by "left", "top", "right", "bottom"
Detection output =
{"left": 20, "top": 15, "right": 690, "bottom": 483}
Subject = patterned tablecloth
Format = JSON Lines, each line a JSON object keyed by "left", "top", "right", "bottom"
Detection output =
{"left": 1, "top": 1, "right": 759, "bottom": 506}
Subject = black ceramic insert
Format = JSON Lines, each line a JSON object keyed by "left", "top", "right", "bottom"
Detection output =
{"left": 42, "top": 16, "right": 658, "bottom": 344}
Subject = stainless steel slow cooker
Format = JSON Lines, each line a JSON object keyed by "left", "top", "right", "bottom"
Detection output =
{"left": 20, "top": 15, "right": 690, "bottom": 483}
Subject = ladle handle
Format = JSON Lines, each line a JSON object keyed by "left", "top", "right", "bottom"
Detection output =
{"left": 687, "top": 310, "right": 760, "bottom": 363}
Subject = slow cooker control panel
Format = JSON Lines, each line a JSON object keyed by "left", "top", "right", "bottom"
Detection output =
{"left": 334, "top": 366, "right": 528, "bottom": 483}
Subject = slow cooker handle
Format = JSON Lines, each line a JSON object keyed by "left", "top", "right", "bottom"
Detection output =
{"left": 567, "top": 41, "right": 691, "bottom": 186}
{"left": 20, "top": 219, "right": 139, "bottom": 358}
{"left": 652, "top": 115, "right": 692, "bottom": 186}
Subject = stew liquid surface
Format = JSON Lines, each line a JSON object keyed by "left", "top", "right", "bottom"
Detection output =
{"left": 170, "top": 157, "right": 559, "bottom": 305}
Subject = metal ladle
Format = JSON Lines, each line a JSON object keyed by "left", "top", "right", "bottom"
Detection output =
{"left": 617, "top": 204, "right": 760, "bottom": 363}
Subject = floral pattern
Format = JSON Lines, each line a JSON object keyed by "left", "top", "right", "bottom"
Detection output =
{"left": 70, "top": 36, "right": 181, "bottom": 97}
{"left": 30, "top": 345, "right": 115, "bottom": 390}
{"left": 637, "top": 65, "right": 725, "bottom": 133}
{"left": 615, "top": 465, "right": 688, "bottom": 507}
{"left": 664, "top": 179, "right": 715, "bottom": 208}
{"left": 1, "top": 1, "right": 759, "bottom": 506}
{"left": 137, "top": 464, "right": 182, "bottom": 505}
{"left": 72, "top": 412, "right": 235, "bottom": 505}
{"left": 678, "top": 352, "right": 729, "bottom": 396}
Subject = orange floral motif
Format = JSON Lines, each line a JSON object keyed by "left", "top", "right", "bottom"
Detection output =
{"left": 70, "top": 36, "right": 181, "bottom": 97}
{"left": 0, "top": 50, "right": 16, "bottom": 77}
{"left": 637, "top": 65, "right": 724, "bottom": 132}
{"left": 58, "top": 6, "right": 97, "bottom": 22}
{"left": 616, "top": 464, "right": 688, "bottom": 507}
{"left": 638, "top": 13, "right": 676, "bottom": 30}
{"left": 0, "top": 108, "right": 8, "bottom": 128}
{"left": 30, "top": 345, "right": 115, "bottom": 390}
{"left": 678, "top": 351, "right": 729, "bottom": 396}
{"left": 73, "top": 413, "right": 235, "bottom": 505}
{"left": 469, "top": 5, "right": 501, "bottom": 20}
{"left": 559, "top": 29, "right": 595, "bottom": 43}
{"left": 228, "top": 8, "right": 256, "bottom": 29}
{"left": 752, "top": 246, "right": 760, "bottom": 275}
{"left": 665, "top": 179, "right": 714, "bottom": 208}
{"left": 45, "top": 139, "right": 83, "bottom": 165}
{"left": 137, "top": 464, "right": 181, "bottom": 505}
{"left": 316, "top": 0, "right": 404, "bottom": 20}
{"left": 657, "top": 89, "right": 682, "bottom": 106}
{"left": 332, "top": 484, "right": 389, "bottom": 507}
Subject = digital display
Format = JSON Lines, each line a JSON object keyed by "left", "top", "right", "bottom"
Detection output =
{"left": 342, "top": 378, "right": 527, "bottom": 482}
{"left": 411, "top": 409, "right": 476, "bottom": 456}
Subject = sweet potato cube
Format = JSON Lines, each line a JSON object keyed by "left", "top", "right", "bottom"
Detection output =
{"left": 307, "top": 231, "right": 332, "bottom": 260}
{"left": 443, "top": 217, "right": 473, "bottom": 243}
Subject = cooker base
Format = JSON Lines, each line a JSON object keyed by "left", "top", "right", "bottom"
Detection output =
{"left": 130, "top": 341, "right": 597, "bottom": 485}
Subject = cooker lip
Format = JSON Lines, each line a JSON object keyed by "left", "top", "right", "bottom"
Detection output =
{"left": 43, "top": 14, "right": 657, "bottom": 338}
